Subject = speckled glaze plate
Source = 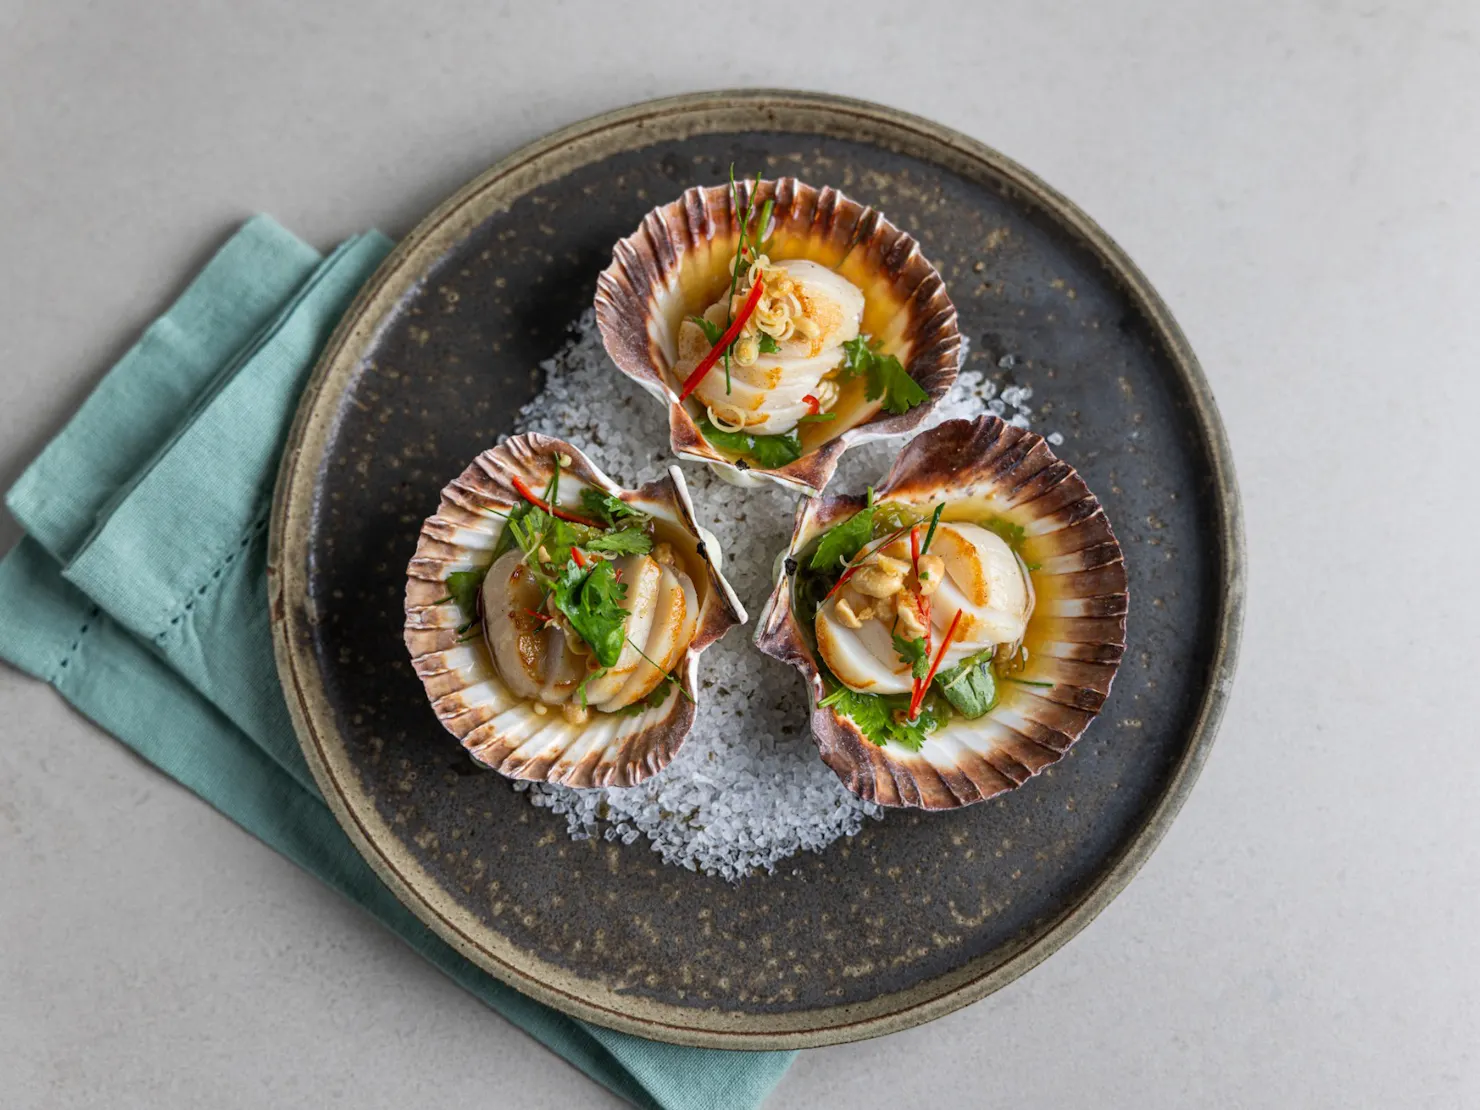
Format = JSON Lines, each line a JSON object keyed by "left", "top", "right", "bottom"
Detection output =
{"left": 268, "top": 90, "right": 1243, "bottom": 1049}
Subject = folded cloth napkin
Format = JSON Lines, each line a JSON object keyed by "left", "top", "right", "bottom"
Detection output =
{"left": 0, "top": 215, "right": 794, "bottom": 1110}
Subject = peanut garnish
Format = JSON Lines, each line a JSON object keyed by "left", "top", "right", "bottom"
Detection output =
{"left": 834, "top": 596, "right": 866, "bottom": 629}
{"left": 853, "top": 561, "right": 906, "bottom": 598}
{"left": 916, "top": 554, "right": 945, "bottom": 595}
{"left": 562, "top": 703, "right": 590, "bottom": 725}
{"left": 896, "top": 597, "right": 929, "bottom": 640}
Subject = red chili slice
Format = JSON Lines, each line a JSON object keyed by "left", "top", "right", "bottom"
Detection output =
{"left": 509, "top": 475, "right": 602, "bottom": 527}
{"left": 803, "top": 394, "right": 821, "bottom": 416}
{"left": 678, "top": 279, "right": 766, "bottom": 402}
{"left": 569, "top": 547, "right": 588, "bottom": 569}
{"left": 909, "top": 608, "right": 963, "bottom": 721}
{"left": 907, "top": 587, "right": 932, "bottom": 708}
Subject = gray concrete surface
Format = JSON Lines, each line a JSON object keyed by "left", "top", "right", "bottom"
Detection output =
{"left": 3, "top": 1, "right": 1478, "bottom": 1106}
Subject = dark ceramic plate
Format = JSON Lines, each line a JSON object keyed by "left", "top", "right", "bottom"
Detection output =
{"left": 269, "top": 90, "right": 1243, "bottom": 1049}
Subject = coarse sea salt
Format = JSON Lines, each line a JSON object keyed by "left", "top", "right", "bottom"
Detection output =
{"left": 507, "top": 313, "right": 1048, "bottom": 880}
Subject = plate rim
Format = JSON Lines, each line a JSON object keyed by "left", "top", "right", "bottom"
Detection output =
{"left": 268, "top": 87, "right": 1246, "bottom": 1049}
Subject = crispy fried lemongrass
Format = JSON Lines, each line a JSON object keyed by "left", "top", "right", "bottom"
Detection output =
{"left": 757, "top": 315, "right": 795, "bottom": 341}
{"left": 706, "top": 403, "right": 748, "bottom": 433}
{"left": 676, "top": 255, "right": 865, "bottom": 435}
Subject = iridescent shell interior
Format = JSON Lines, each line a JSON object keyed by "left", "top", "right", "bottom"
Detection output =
{"left": 755, "top": 417, "right": 1128, "bottom": 810}
{"left": 595, "top": 177, "right": 961, "bottom": 495}
{"left": 404, "top": 433, "right": 746, "bottom": 787}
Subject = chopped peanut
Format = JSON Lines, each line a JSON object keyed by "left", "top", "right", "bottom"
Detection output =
{"left": 853, "top": 563, "right": 905, "bottom": 598}
{"left": 652, "top": 541, "right": 676, "bottom": 566}
{"left": 532, "top": 703, "right": 549, "bottom": 716}
{"left": 562, "top": 703, "right": 590, "bottom": 725}
{"left": 873, "top": 553, "right": 910, "bottom": 577}
{"left": 834, "top": 596, "right": 866, "bottom": 629}
{"left": 872, "top": 592, "right": 898, "bottom": 621}
{"left": 896, "top": 596, "right": 929, "bottom": 639}
{"left": 916, "top": 554, "right": 945, "bottom": 595}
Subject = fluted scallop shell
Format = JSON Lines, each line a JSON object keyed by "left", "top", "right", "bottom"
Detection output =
{"left": 755, "top": 417, "right": 1128, "bottom": 810}
{"left": 595, "top": 177, "right": 961, "bottom": 496}
{"left": 404, "top": 433, "right": 746, "bottom": 787}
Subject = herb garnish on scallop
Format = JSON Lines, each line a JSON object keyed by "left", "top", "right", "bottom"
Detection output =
{"left": 756, "top": 416, "right": 1128, "bottom": 810}
{"left": 596, "top": 175, "right": 961, "bottom": 495}
{"left": 404, "top": 434, "right": 745, "bottom": 787}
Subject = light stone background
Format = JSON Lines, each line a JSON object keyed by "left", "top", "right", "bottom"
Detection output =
{"left": 2, "top": 1, "right": 1477, "bottom": 1106}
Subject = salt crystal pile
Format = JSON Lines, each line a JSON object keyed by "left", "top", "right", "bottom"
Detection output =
{"left": 508, "top": 314, "right": 1046, "bottom": 879}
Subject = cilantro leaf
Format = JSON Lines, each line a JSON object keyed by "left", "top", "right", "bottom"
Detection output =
{"left": 839, "top": 335, "right": 873, "bottom": 380}
{"left": 892, "top": 633, "right": 929, "bottom": 680}
{"left": 743, "top": 432, "right": 804, "bottom": 468}
{"left": 498, "top": 503, "right": 603, "bottom": 583}
{"left": 818, "top": 684, "right": 936, "bottom": 752}
{"left": 579, "top": 487, "right": 649, "bottom": 529}
{"left": 687, "top": 314, "right": 723, "bottom": 345}
{"left": 437, "top": 567, "right": 488, "bottom": 631}
{"left": 550, "top": 559, "right": 628, "bottom": 668}
{"left": 540, "top": 517, "right": 604, "bottom": 567}
{"left": 584, "top": 528, "right": 653, "bottom": 556}
{"left": 818, "top": 684, "right": 890, "bottom": 738}
{"left": 699, "top": 418, "right": 802, "bottom": 469}
{"left": 871, "top": 351, "right": 929, "bottom": 414}
{"left": 840, "top": 335, "right": 930, "bottom": 415}
{"left": 982, "top": 517, "right": 1027, "bottom": 550}
{"left": 758, "top": 333, "right": 781, "bottom": 354}
{"left": 809, "top": 491, "right": 876, "bottom": 570}
{"left": 935, "top": 649, "right": 999, "bottom": 719}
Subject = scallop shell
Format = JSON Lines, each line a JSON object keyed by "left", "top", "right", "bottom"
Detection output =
{"left": 595, "top": 177, "right": 961, "bottom": 496}
{"left": 404, "top": 433, "right": 746, "bottom": 787}
{"left": 755, "top": 416, "right": 1128, "bottom": 810}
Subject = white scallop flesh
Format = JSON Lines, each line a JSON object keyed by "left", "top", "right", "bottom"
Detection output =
{"left": 600, "top": 556, "right": 699, "bottom": 710}
{"left": 481, "top": 549, "right": 585, "bottom": 705}
{"left": 679, "top": 259, "right": 865, "bottom": 436}
{"left": 562, "top": 554, "right": 700, "bottom": 713}
{"left": 815, "top": 522, "right": 1032, "bottom": 695}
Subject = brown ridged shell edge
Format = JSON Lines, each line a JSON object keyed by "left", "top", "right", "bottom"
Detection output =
{"left": 594, "top": 177, "right": 961, "bottom": 495}
{"left": 755, "top": 416, "right": 1128, "bottom": 809}
{"left": 404, "top": 433, "right": 746, "bottom": 787}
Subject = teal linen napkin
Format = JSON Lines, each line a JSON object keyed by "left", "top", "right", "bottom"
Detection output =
{"left": 0, "top": 215, "right": 794, "bottom": 1110}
